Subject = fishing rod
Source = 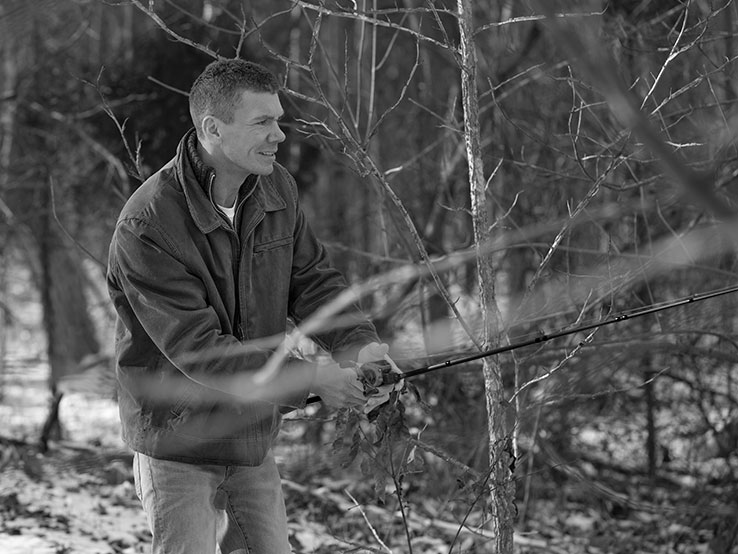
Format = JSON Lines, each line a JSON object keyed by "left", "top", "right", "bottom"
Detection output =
{"left": 305, "top": 283, "right": 738, "bottom": 405}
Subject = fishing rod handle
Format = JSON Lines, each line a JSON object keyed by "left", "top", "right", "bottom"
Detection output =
{"left": 304, "top": 360, "right": 402, "bottom": 405}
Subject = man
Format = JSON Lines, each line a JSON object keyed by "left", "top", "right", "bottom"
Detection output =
{"left": 107, "top": 58, "right": 400, "bottom": 554}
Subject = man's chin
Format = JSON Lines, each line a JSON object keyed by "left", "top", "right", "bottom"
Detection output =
{"left": 253, "top": 163, "right": 276, "bottom": 176}
{"left": 250, "top": 166, "right": 274, "bottom": 176}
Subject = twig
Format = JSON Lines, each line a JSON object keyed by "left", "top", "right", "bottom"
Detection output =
{"left": 281, "top": 478, "right": 563, "bottom": 551}
{"left": 538, "top": 437, "right": 735, "bottom": 517}
{"left": 525, "top": 157, "right": 620, "bottom": 295}
{"left": 474, "top": 8, "right": 604, "bottom": 35}
{"left": 536, "top": 0, "right": 736, "bottom": 221}
{"left": 367, "top": 38, "right": 420, "bottom": 141}
{"left": 0, "top": 295, "right": 17, "bottom": 325}
{"left": 91, "top": 69, "right": 145, "bottom": 184}
{"left": 161, "top": 0, "right": 241, "bottom": 35}
{"left": 365, "top": 0, "right": 378, "bottom": 144}
{"left": 294, "top": 0, "right": 455, "bottom": 51}
{"left": 27, "top": 101, "right": 129, "bottom": 202}
{"left": 508, "top": 327, "right": 599, "bottom": 403}
{"left": 49, "top": 177, "right": 106, "bottom": 269}
{"left": 447, "top": 463, "right": 494, "bottom": 554}
{"left": 345, "top": 489, "right": 393, "bottom": 553}
{"left": 639, "top": 4, "right": 692, "bottom": 111}
{"left": 387, "top": 435, "right": 413, "bottom": 554}
{"left": 406, "top": 436, "right": 480, "bottom": 480}
{"left": 129, "top": 0, "right": 221, "bottom": 60}
{"left": 355, "top": 0, "right": 367, "bottom": 127}
{"left": 146, "top": 76, "right": 189, "bottom": 97}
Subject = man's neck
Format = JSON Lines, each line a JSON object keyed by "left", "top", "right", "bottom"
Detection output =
{"left": 197, "top": 142, "right": 247, "bottom": 206}
{"left": 211, "top": 175, "right": 243, "bottom": 207}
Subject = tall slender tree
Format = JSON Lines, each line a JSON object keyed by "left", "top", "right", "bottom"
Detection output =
{"left": 457, "top": 0, "right": 515, "bottom": 550}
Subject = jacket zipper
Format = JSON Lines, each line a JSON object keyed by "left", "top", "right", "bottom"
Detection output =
{"left": 231, "top": 182, "right": 263, "bottom": 341}
{"left": 208, "top": 175, "right": 266, "bottom": 342}
{"left": 208, "top": 173, "right": 247, "bottom": 340}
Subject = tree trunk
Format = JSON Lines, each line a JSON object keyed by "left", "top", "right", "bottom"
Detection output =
{"left": 0, "top": 0, "right": 20, "bottom": 217}
{"left": 0, "top": 257, "right": 6, "bottom": 402}
{"left": 37, "top": 199, "right": 101, "bottom": 447}
{"left": 0, "top": 1, "right": 21, "bottom": 405}
{"left": 457, "top": 0, "right": 515, "bottom": 551}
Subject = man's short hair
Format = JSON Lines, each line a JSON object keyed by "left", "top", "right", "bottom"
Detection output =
{"left": 189, "top": 59, "right": 281, "bottom": 137}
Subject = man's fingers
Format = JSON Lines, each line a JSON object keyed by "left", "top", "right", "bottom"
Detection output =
{"left": 357, "top": 342, "right": 389, "bottom": 364}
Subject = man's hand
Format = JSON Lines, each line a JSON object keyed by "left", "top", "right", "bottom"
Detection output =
{"left": 357, "top": 342, "right": 404, "bottom": 414}
{"left": 311, "top": 360, "right": 365, "bottom": 410}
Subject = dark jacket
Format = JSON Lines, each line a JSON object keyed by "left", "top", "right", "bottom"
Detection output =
{"left": 107, "top": 130, "right": 378, "bottom": 465}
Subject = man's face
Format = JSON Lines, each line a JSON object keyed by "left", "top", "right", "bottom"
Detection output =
{"left": 217, "top": 90, "right": 286, "bottom": 177}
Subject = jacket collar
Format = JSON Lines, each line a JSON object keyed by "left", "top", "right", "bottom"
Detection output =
{"left": 175, "top": 129, "right": 285, "bottom": 234}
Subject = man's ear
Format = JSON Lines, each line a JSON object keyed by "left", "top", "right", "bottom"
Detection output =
{"left": 201, "top": 115, "right": 221, "bottom": 142}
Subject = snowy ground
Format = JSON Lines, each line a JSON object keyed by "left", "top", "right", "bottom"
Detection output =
{"left": 0, "top": 347, "right": 148, "bottom": 554}
{"left": 2, "top": 349, "right": 737, "bottom": 554}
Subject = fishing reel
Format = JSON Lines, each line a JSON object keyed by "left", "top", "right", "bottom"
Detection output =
{"left": 358, "top": 360, "right": 403, "bottom": 396}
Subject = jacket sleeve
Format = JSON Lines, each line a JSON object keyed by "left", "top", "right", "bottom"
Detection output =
{"left": 108, "top": 216, "right": 315, "bottom": 409}
{"left": 282, "top": 172, "right": 380, "bottom": 361}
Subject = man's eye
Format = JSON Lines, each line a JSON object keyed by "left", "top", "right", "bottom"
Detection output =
{"left": 255, "top": 118, "right": 282, "bottom": 126}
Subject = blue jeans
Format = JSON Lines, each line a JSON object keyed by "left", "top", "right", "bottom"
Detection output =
{"left": 133, "top": 451, "right": 292, "bottom": 554}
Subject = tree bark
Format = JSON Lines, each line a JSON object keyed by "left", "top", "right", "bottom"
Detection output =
{"left": 0, "top": 0, "right": 19, "bottom": 210}
{"left": 37, "top": 195, "right": 101, "bottom": 448}
{"left": 0, "top": 255, "right": 6, "bottom": 402}
{"left": 0, "top": 1, "right": 21, "bottom": 404}
{"left": 456, "top": 0, "right": 515, "bottom": 551}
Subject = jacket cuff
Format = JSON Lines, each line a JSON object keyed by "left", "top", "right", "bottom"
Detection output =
{"left": 331, "top": 332, "right": 380, "bottom": 366}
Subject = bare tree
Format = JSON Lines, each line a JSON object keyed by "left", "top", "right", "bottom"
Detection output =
{"left": 456, "top": 0, "right": 515, "bottom": 550}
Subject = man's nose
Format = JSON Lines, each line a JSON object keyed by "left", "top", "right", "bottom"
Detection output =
{"left": 270, "top": 122, "right": 286, "bottom": 143}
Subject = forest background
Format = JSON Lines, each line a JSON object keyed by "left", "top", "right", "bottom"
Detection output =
{"left": 1, "top": 1, "right": 738, "bottom": 553}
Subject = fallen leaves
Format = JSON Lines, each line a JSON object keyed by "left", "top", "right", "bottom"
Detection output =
{"left": 0, "top": 441, "right": 149, "bottom": 554}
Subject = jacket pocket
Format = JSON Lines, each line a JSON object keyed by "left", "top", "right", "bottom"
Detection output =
{"left": 253, "top": 235, "right": 292, "bottom": 252}
{"left": 168, "top": 379, "right": 201, "bottom": 420}
{"left": 252, "top": 235, "right": 292, "bottom": 322}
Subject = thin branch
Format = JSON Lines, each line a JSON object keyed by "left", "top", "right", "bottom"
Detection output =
{"left": 344, "top": 489, "right": 393, "bottom": 554}
{"left": 129, "top": 0, "right": 221, "bottom": 59}
{"left": 407, "top": 436, "right": 480, "bottom": 480}
{"left": 161, "top": 0, "right": 242, "bottom": 35}
{"left": 146, "top": 75, "right": 189, "bottom": 97}
{"left": 362, "top": 154, "right": 484, "bottom": 348}
{"left": 295, "top": 0, "right": 455, "bottom": 51}
{"left": 27, "top": 101, "right": 130, "bottom": 203}
{"left": 91, "top": 69, "right": 146, "bottom": 184}
{"left": 364, "top": 0, "right": 378, "bottom": 144}
{"left": 355, "top": 0, "right": 367, "bottom": 126}
{"left": 49, "top": 178, "right": 106, "bottom": 269}
{"left": 508, "top": 327, "right": 598, "bottom": 403}
{"left": 281, "top": 478, "right": 560, "bottom": 551}
{"left": 447, "top": 464, "right": 494, "bottom": 554}
{"left": 376, "top": 12, "right": 409, "bottom": 70}
{"left": 70, "top": 93, "right": 156, "bottom": 120}
{"left": 474, "top": 8, "right": 605, "bottom": 35}
{"left": 639, "top": 4, "right": 692, "bottom": 110}
{"left": 424, "top": 0, "right": 454, "bottom": 57}
{"left": 525, "top": 157, "right": 622, "bottom": 295}
{"left": 367, "top": 38, "right": 420, "bottom": 141}
{"left": 536, "top": 0, "right": 737, "bottom": 221}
